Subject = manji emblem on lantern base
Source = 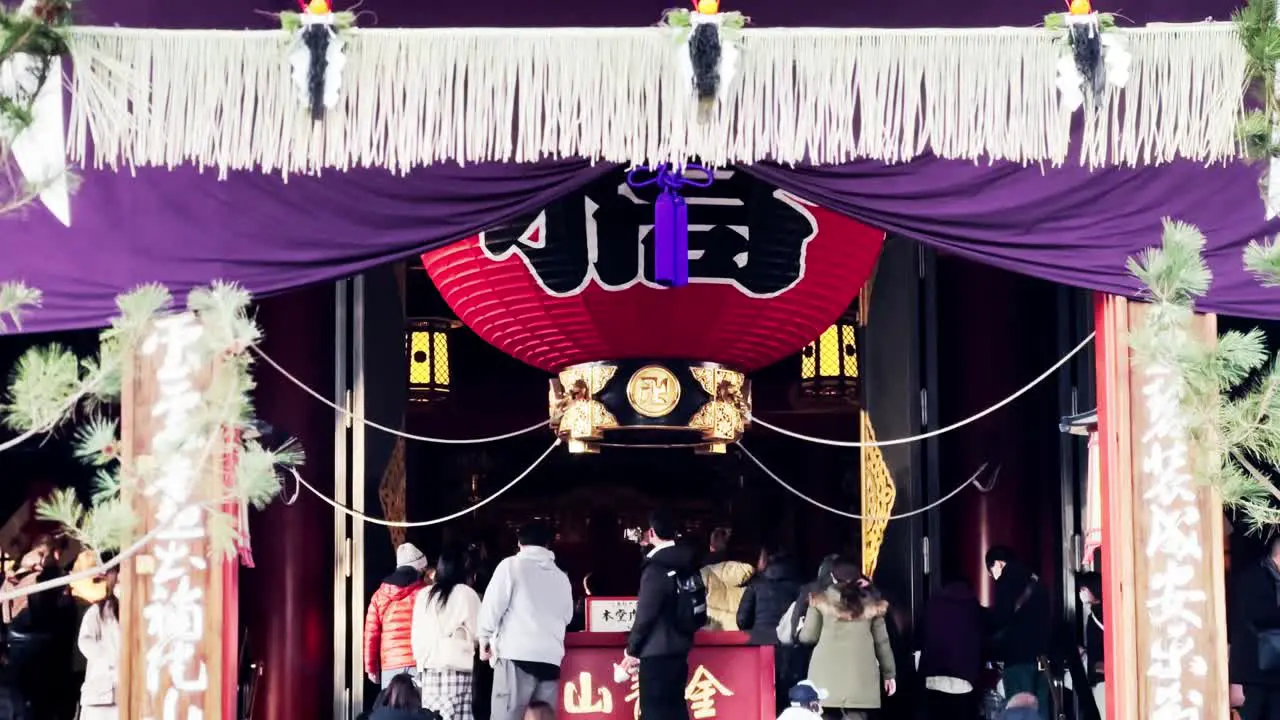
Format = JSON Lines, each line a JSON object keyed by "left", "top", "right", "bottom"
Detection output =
{"left": 550, "top": 360, "right": 750, "bottom": 454}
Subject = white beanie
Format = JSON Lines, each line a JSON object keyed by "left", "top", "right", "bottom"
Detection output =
{"left": 395, "top": 543, "right": 427, "bottom": 571}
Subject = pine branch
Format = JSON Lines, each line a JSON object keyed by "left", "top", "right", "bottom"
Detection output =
{"left": 1128, "top": 220, "right": 1280, "bottom": 532}
{"left": 1246, "top": 238, "right": 1280, "bottom": 287}
{"left": 0, "top": 280, "right": 40, "bottom": 332}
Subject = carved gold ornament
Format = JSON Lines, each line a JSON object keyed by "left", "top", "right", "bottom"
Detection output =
{"left": 549, "top": 365, "right": 618, "bottom": 446}
{"left": 626, "top": 365, "right": 681, "bottom": 418}
{"left": 688, "top": 366, "right": 750, "bottom": 444}
{"left": 861, "top": 410, "right": 897, "bottom": 577}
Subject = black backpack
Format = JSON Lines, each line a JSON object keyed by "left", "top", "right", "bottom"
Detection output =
{"left": 670, "top": 569, "right": 708, "bottom": 634}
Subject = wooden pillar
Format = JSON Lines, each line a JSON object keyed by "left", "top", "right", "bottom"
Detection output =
{"left": 1094, "top": 294, "right": 1229, "bottom": 720}
{"left": 118, "top": 313, "right": 237, "bottom": 720}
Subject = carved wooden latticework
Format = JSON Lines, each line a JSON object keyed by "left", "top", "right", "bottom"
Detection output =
{"left": 860, "top": 410, "right": 896, "bottom": 577}
{"left": 379, "top": 436, "right": 408, "bottom": 548}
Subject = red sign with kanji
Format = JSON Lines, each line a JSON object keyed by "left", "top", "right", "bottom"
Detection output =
{"left": 559, "top": 632, "right": 774, "bottom": 719}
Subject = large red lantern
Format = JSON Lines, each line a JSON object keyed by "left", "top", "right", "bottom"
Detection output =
{"left": 423, "top": 169, "right": 884, "bottom": 452}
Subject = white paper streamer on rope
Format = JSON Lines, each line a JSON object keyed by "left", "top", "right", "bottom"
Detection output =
{"left": 62, "top": 23, "right": 1243, "bottom": 175}
{"left": 287, "top": 13, "right": 347, "bottom": 119}
{"left": 0, "top": 0, "right": 70, "bottom": 225}
{"left": 677, "top": 12, "right": 742, "bottom": 121}
{"left": 1053, "top": 15, "right": 1131, "bottom": 115}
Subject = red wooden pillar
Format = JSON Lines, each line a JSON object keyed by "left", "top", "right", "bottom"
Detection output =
{"left": 241, "top": 286, "right": 336, "bottom": 719}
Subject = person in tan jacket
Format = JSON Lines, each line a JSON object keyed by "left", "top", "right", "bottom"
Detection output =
{"left": 699, "top": 528, "right": 754, "bottom": 631}
{"left": 798, "top": 560, "right": 896, "bottom": 720}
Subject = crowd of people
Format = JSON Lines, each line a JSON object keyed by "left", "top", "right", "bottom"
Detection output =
{"left": 0, "top": 535, "right": 123, "bottom": 720}
{"left": 0, "top": 500, "right": 1270, "bottom": 720}
{"left": 360, "top": 511, "right": 1082, "bottom": 720}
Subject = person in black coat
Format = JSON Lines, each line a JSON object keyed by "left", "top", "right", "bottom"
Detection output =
{"left": 919, "top": 580, "right": 984, "bottom": 719}
{"left": 624, "top": 510, "right": 698, "bottom": 720}
{"left": 737, "top": 547, "right": 803, "bottom": 714}
{"left": 738, "top": 547, "right": 802, "bottom": 645}
{"left": 986, "top": 546, "right": 1051, "bottom": 719}
{"left": 1231, "top": 537, "right": 1280, "bottom": 720}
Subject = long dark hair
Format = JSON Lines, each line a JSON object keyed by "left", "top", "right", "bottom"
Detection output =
{"left": 815, "top": 560, "right": 886, "bottom": 620}
{"left": 376, "top": 674, "right": 421, "bottom": 710}
{"left": 98, "top": 558, "right": 120, "bottom": 622}
{"left": 428, "top": 550, "right": 465, "bottom": 608}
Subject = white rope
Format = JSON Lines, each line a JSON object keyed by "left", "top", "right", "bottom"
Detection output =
{"left": 251, "top": 346, "right": 548, "bottom": 444}
{"left": 0, "top": 523, "right": 158, "bottom": 603}
{"left": 288, "top": 439, "right": 559, "bottom": 527}
{"left": 740, "top": 443, "right": 990, "bottom": 521}
{"left": 62, "top": 23, "right": 1242, "bottom": 174}
{"left": 750, "top": 332, "right": 1094, "bottom": 449}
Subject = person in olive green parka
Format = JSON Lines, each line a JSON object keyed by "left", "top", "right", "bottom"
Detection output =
{"left": 797, "top": 560, "right": 896, "bottom": 720}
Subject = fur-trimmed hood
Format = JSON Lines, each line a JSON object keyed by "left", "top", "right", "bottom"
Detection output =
{"left": 811, "top": 584, "right": 888, "bottom": 621}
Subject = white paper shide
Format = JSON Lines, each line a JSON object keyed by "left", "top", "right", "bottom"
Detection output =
{"left": 141, "top": 314, "right": 210, "bottom": 720}
{"left": 1054, "top": 14, "right": 1132, "bottom": 115}
{"left": 1141, "top": 362, "right": 1208, "bottom": 720}
{"left": 288, "top": 9, "right": 347, "bottom": 120}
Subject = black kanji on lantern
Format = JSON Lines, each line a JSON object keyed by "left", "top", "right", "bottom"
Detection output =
{"left": 479, "top": 169, "right": 817, "bottom": 297}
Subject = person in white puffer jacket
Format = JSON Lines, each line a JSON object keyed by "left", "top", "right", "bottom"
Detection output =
{"left": 412, "top": 551, "right": 481, "bottom": 720}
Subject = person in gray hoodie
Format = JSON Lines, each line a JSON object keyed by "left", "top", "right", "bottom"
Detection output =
{"left": 478, "top": 522, "right": 574, "bottom": 720}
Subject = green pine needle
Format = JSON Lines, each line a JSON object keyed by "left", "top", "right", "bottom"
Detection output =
{"left": 78, "top": 341, "right": 122, "bottom": 410}
{"left": 663, "top": 8, "right": 692, "bottom": 27}
{"left": 1212, "top": 329, "right": 1270, "bottom": 387}
{"left": 0, "top": 282, "right": 41, "bottom": 332}
{"left": 206, "top": 510, "right": 239, "bottom": 560}
{"left": 79, "top": 499, "right": 136, "bottom": 552}
{"left": 187, "top": 280, "right": 258, "bottom": 354}
{"left": 235, "top": 438, "right": 304, "bottom": 510}
{"left": 104, "top": 283, "right": 172, "bottom": 342}
{"left": 1127, "top": 219, "right": 1211, "bottom": 306}
{"left": 1246, "top": 238, "right": 1280, "bottom": 287}
{"left": 1130, "top": 219, "right": 1280, "bottom": 532}
{"left": 89, "top": 468, "right": 120, "bottom": 504}
{"left": 2, "top": 343, "right": 82, "bottom": 431}
{"left": 4, "top": 280, "right": 300, "bottom": 559}
{"left": 34, "top": 488, "right": 82, "bottom": 531}
{"left": 73, "top": 416, "right": 118, "bottom": 466}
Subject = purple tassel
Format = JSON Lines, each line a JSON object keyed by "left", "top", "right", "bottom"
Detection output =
{"left": 626, "top": 164, "right": 713, "bottom": 288}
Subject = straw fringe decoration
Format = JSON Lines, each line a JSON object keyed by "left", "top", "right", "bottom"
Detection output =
{"left": 63, "top": 23, "right": 1243, "bottom": 175}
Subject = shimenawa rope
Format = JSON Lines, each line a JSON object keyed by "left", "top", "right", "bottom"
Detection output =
{"left": 286, "top": 439, "right": 560, "bottom": 527}
{"left": 740, "top": 444, "right": 998, "bottom": 521}
{"left": 750, "top": 332, "right": 1094, "bottom": 448}
{"left": 252, "top": 345, "right": 548, "bottom": 444}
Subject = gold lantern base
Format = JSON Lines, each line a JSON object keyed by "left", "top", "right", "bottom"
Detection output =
{"left": 549, "top": 360, "right": 750, "bottom": 454}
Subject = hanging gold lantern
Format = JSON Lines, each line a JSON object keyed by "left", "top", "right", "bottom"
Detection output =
{"left": 800, "top": 309, "right": 859, "bottom": 400}
{"left": 406, "top": 317, "right": 460, "bottom": 402}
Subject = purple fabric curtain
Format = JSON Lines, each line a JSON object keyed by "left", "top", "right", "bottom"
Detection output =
{"left": 745, "top": 159, "right": 1280, "bottom": 319}
{"left": 6, "top": 0, "right": 1279, "bottom": 333}
{"left": 7, "top": 161, "right": 612, "bottom": 331}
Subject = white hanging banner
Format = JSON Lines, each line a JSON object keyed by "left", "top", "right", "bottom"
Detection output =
{"left": 1082, "top": 430, "right": 1102, "bottom": 564}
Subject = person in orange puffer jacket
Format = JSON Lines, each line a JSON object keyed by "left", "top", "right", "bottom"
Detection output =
{"left": 365, "top": 543, "right": 430, "bottom": 687}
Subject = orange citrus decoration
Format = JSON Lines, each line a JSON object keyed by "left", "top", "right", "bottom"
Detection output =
{"left": 696, "top": 0, "right": 720, "bottom": 14}
{"left": 1068, "top": 0, "right": 1093, "bottom": 14}
{"left": 306, "top": 0, "right": 332, "bottom": 14}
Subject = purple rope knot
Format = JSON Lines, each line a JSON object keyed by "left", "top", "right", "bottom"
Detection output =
{"left": 626, "top": 164, "right": 715, "bottom": 288}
